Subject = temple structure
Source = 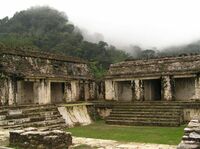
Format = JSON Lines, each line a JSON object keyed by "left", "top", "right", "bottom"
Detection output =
{"left": 105, "top": 55, "right": 200, "bottom": 102}
{"left": 0, "top": 47, "right": 95, "bottom": 106}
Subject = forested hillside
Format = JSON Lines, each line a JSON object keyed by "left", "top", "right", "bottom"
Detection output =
{"left": 0, "top": 6, "right": 129, "bottom": 78}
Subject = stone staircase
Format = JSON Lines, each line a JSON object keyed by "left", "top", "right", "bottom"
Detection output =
{"left": 106, "top": 102, "right": 184, "bottom": 126}
{"left": 0, "top": 104, "right": 67, "bottom": 130}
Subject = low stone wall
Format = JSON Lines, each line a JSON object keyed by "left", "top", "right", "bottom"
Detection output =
{"left": 177, "top": 119, "right": 200, "bottom": 149}
{"left": 58, "top": 104, "right": 92, "bottom": 127}
{"left": 9, "top": 127, "right": 72, "bottom": 149}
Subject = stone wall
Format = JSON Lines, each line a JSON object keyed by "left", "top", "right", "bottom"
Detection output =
{"left": 0, "top": 50, "right": 91, "bottom": 79}
{"left": 9, "top": 127, "right": 72, "bottom": 149}
{"left": 0, "top": 48, "right": 96, "bottom": 106}
{"left": 106, "top": 55, "right": 200, "bottom": 78}
{"left": 58, "top": 104, "right": 92, "bottom": 127}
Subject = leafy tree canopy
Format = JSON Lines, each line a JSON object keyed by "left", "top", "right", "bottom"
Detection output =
{"left": 0, "top": 6, "right": 129, "bottom": 78}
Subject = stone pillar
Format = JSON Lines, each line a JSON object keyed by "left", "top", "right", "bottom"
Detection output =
{"left": 0, "top": 78, "right": 8, "bottom": 106}
{"left": 89, "top": 81, "right": 95, "bottom": 100}
{"left": 194, "top": 75, "right": 200, "bottom": 100}
{"left": 35, "top": 79, "right": 51, "bottom": 104}
{"left": 134, "top": 79, "right": 144, "bottom": 101}
{"left": 71, "top": 80, "right": 79, "bottom": 101}
{"left": 105, "top": 80, "right": 115, "bottom": 100}
{"left": 131, "top": 80, "right": 135, "bottom": 101}
{"left": 161, "top": 76, "right": 172, "bottom": 101}
{"left": 84, "top": 81, "right": 90, "bottom": 101}
{"left": 16, "top": 81, "right": 23, "bottom": 104}
{"left": 8, "top": 78, "right": 15, "bottom": 105}
{"left": 63, "top": 82, "right": 72, "bottom": 102}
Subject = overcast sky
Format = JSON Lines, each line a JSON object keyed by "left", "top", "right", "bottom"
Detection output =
{"left": 1, "top": 0, "right": 200, "bottom": 49}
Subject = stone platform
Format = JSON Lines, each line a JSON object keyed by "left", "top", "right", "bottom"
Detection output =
{"left": 105, "top": 102, "right": 183, "bottom": 126}
{"left": 0, "top": 104, "right": 66, "bottom": 130}
{"left": 9, "top": 127, "right": 72, "bottom": 149}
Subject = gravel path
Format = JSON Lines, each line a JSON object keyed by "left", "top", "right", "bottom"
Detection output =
{"left": 72, "top": 137, "right": 177, "bottom": 149}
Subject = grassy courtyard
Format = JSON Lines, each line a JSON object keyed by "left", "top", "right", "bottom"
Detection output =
{"left": 68, "top": 121, "right": 185, "bottom": 145}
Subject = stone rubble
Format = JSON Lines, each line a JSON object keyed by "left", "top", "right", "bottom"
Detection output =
{"left": 177, "top": 119, "right": 200, "bottom": 149}
{"left": 72, "top": 137, "right": 177, "bottom": 149}
{"left": 9, "top": 127, "right": 72, "bottom": 149}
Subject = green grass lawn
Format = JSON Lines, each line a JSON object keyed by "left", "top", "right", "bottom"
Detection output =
{"left": 68, "top": 121, "right": 185, "bottom": 145}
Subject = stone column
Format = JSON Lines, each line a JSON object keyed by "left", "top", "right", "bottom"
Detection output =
{"left": 84, "top": 81, "right": 90, "bottom": 101}
{"left": 161, "top": 76, "right": 172, "bottom": 101}
{"left": 35, "top": 79, "right": 51, "bottom": 104}
{"left": 63, "top": 82, "right": 72, "bottom": 102}
{"left": 89, "top": 81, "right": 95, "bottom": 100}
{"left": 16, "top": 81, "right": 23, "bottom": 104}
{"left": 0, "top": 78, "right": 9, "bottom": 106}
{"left": 105, "top": 80, "right": 115, "bottom": 100}
{"left": 131, "top": 80, "right": 135, "bottom": 101}
{"left": 8, "top": 78, "right": 15, "bottom": 105}
{"left": 194, "top": 75, "right": 200, "bottom": 100}
{"left": 134, "top": 79, "right": 144, "bottom": 101}
{"left": 71, "top": 80, "right": 79, "bottom": 101}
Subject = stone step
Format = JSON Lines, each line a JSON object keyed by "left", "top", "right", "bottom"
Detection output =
{"left": 110, "top": 111, "right": 181, "bottom": 116}
{"left": 0, "top": 110, "right": 8, "bottom": 115}
{"left": 111, "top": 101, "right": 191, "bottom": 104}
{"left": 0, "top": 104, "right": 54, "bottom": 110}
{"left": 106, "top": 119, "right": 180, "bottom": 127}
{"left": 106, "top": 102, "right": 183, "bottom": 126}
{"left": 2, "top": 118, "right": 65, "bottom": 129}
{"left": 107, "top": 116, "right": 179, "bottom": 122}
{"left": 0, "top": 115, "right": 6, "bottom": 120}
{"left": 112, "top": 108, "right": 182, "bottom": 112}
{"left": 38, "top": 123, "right": 67, "bottom": 131}
{"left": 5, "top": 110, "right": 59, "bottom": 120}
{"left": 113, "top": 105, "right": 182, "bottom": 109}
{"left": 109, "top": 114, "right": 180, "bottom": 118}
{"left": 0, "top": 114, "right": 62, "bottom": 126}
{"left": 21, "top": 106, "right": 57, "bottom": 113}
{"left": 0, "top": 106, "right": 57, "bottom": 116}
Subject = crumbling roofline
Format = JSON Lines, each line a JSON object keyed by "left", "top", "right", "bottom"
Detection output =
{"left": 0, "top": 48, "right": 88, "bottom": 64}
{"left": 110, "top": 55, "right": 200, "bottom": 68}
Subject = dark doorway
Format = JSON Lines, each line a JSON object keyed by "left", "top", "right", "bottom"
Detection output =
{"left": 23, "top": 81, "right": 34, "bottom": 104}
{"left": 51, "top": 82, "right": 64, "bottom": 103}
{"left": 144, "top": 79, "right": 161, "bottom": 101}
{"left": 117, "top": 81, "right": 132, "bottom": 101}
{"left": 174, "top": 78, "right": 195, "bottom": 100}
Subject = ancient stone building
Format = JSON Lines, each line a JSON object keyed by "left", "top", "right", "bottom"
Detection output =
{"left": 0, "top": 47, "right": 95, "bottom": 106}
{"left": 105, "top": 55, "right": 200, "bottom": 102}
{"left": 104, "top": 55, "right": 200, "bottom": 126}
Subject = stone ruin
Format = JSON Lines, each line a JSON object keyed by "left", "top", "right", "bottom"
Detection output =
{"left": 105, "top": 55, "right": 200, "bottom": 101}
{"left": 9, "top": 127, "right": 72, "bottom": 149}
{"left": 177, "top": 119, "right": 200, "bottom": 149}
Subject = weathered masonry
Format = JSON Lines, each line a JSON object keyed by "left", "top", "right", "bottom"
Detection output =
{"left": 0, "top": 47, "right": 95, "bottom": 106}
{"left": 105, "top": 55, "right": 200, "bottom": 101}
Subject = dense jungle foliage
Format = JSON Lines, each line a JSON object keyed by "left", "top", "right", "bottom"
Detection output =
{"left": 0, "top": 6, "right": 129, "bottom": 78}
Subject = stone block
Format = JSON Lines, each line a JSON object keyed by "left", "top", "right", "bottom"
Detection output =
{"left": 9, "top": 127, "right": 72, "bottom": 149}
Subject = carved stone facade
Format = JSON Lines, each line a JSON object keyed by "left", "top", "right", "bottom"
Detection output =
{"left": 0, "top": 47, "right": 95, "bottom": 106}
{"left": 105, "top": 55, "right": 200, "bottom": 101}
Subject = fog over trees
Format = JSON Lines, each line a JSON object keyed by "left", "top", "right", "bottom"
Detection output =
{"left": 0, "top": 6, "right": 200, "bottom": 78}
